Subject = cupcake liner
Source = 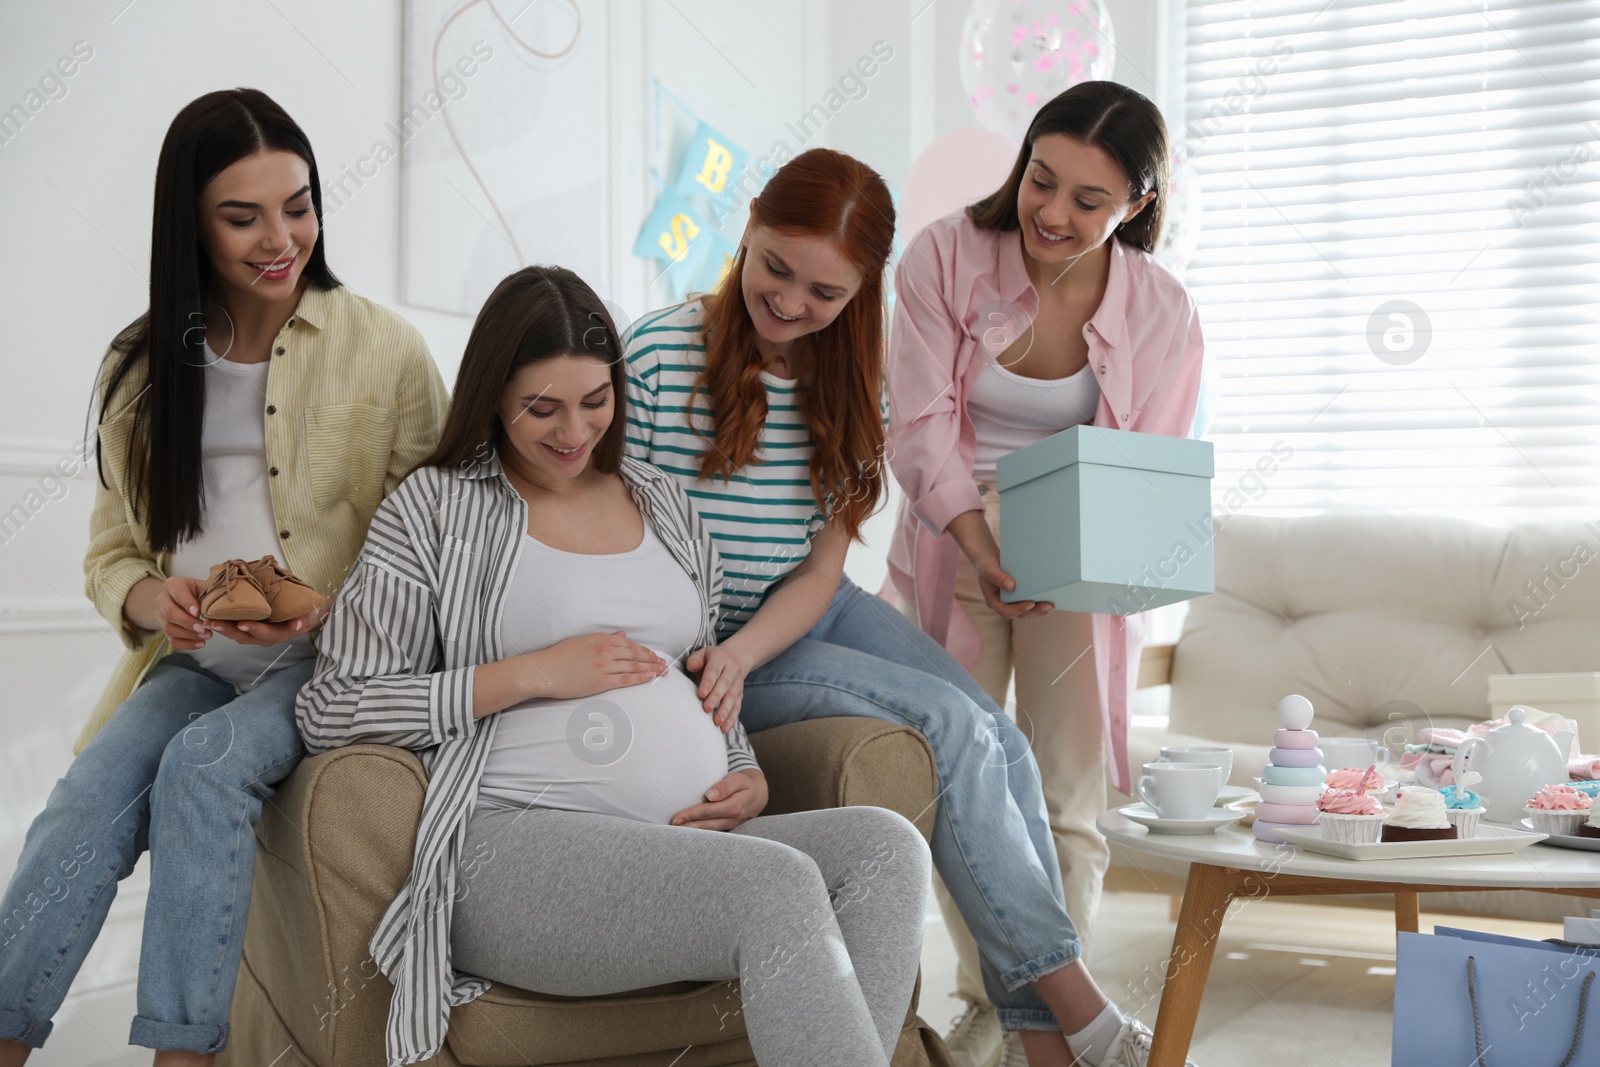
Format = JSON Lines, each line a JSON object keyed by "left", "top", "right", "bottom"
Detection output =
{"left": 1319, "top": 812, "right": 1385, "bottom": 844}
{"left": 1525, "top": 807, "right": 1587, "bottom": 837}
{"left": 1446, "top": 807, "right": 1482, "bottom": 839}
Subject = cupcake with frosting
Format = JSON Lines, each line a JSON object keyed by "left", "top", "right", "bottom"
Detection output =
{"left": 1317, "top": 787, "right": 1386, "bottom": 843}
{"left": 1325, "top": 766, "right": 1382, "bottom": 793}
{"left": 1566, "top": 780, "right": 1600, "bottom": 800}
{"left": 1438, "top": 771, "right": 1487, "bottom": 839}
{"left": 1525, "top": 784, "right": 1592, "bottom": 837}
{"left": 1381, "top": 785, "right": 1457, "bottom": 842}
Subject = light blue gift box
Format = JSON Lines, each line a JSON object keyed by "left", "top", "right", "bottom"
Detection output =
{"left": 997, "top": 425, "right": 1215, "bottom": 614}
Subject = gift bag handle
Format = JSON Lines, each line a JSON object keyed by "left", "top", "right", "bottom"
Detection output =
{"left": 1468, "top": 954, "right": 1596, "bottom": 1067}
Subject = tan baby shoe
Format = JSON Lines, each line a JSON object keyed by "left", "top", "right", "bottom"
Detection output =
{"left": 248, "top": 554, "right": 327, "bottom": 623}
{"left": 200, "top": 559, "right": 272, "bottom": 621}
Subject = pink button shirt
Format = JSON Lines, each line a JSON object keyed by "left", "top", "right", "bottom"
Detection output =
{"left": 883, "top": 211, "right": 1205, "bottom": 793}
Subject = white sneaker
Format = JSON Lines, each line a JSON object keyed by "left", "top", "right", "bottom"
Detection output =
{"left": 943, "top": 1002, "right": 1003, "bottom": 1067}
{"left": 1101, "top": 1017, "right": 1198, "bottom": 1067}
{"left": 996, "top": 1030, "right": 1028, "bottom": 1067}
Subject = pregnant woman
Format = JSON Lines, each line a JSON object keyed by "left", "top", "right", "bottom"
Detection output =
{"left": 0, "top": 89, "right": 447, "bottom": 1066}
{"left": 886, "top": 81, "right": 1205, "bottom": 1062}
{"left": 624, "top": 147, "right": 1188, "bottom": 1067}
{"left": 296, "top": 266, "right": 931, "bottom": 1067}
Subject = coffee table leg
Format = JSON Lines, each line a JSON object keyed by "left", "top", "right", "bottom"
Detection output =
{"left": 1394, "top": 890, "right": 1419, "bottom": 935}
{"left": 1149, "top": 862, "right": 1236, "bottom": 1067}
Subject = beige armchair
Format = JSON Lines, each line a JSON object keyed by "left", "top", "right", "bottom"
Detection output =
{"left": 219, "top": 717, "right": 953, "bottom": 1067}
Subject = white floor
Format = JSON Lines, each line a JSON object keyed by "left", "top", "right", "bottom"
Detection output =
{"left": 33, "top": 889, "right": 1570, "bottom": 1066}
{"left": 918, "top": 890, "right": 1567, "bottom": 1065}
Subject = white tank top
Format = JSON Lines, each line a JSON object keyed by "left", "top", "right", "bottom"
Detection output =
{"left": 969, "top": 360, "right": 1101, "bottom": 479}
{"left": 477, "top": 520, "right": 731, "bottom": 824}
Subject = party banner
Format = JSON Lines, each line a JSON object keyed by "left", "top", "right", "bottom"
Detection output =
{"left": 634, "top": 94, "right": 753, "bottom": 299}
{"left": 632, "top": 189, "right": 708, "bottom": 265}
{"left": 674, "top": 121, "right": 749, "bottom": 200}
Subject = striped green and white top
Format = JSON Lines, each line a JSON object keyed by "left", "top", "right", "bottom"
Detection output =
{"left": 623, "top": 300, "right": 827, "bottom": 639}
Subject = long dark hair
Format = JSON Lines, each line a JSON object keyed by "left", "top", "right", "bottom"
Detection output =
{"left": 697, "top": 148, "right": 895, "bottom": 542}
{"left": 416, "top": 266, "right": 627, "bottom": 478}
{"left": 94, "top": 88, "right": 340, "bottom": 554}
{"left": 968, "top": 80, "right": 1169, "bottom": 253}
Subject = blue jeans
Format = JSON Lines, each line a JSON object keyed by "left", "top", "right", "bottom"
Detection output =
{"left": 739, "top": 577, "right": 1078, "bottom": 1031}
{"left": 0, "top": 653, "right": 312, "bottom": 1054}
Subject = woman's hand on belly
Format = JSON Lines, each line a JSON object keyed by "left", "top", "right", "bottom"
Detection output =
{"left": 523, "top": 630, "right": 669, "bottom": 702}
{"left": 685, "top": 643, "right": 752, "bottom": 731}
{"left": 669, "top": 769, "right": 768, "bottom": 831}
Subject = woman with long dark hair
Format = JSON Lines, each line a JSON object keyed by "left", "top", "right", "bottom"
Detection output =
{"left": 296, "top": 265, "right": 931, "bottom": 1067}
{"left": 0, "top": 89, "right": 446, "bottom": 1066}
{"left": 623, "top": 146, "right": 1188, "bottom": 1067}
{"left": 887, "top": 81, "right": 1205, "bottom": 1065}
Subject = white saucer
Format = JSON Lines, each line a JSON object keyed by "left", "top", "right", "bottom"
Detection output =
{"left": 1116, "top": 803, "right": 1248, "bottom": 835}
{"left": 1219, "top": 785, "right": 1257, "bottom": 806}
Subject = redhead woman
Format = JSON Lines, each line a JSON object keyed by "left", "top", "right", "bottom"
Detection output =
{"left": 885, "top": 81, "right": 1205, "bottom": 1063}
{"left": 0, "top": 89, "right": 447, "bottom": 1066}
{"left": 623, "top": 147, "right": 1192, "bottom": 1067}
{"left": 296, "top": 266, "right": 931, "bottom": 1067}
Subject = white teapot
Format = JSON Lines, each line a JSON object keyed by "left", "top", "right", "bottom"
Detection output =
{"left": 1451, "top": 707, "right": 1576, "bottom": 823}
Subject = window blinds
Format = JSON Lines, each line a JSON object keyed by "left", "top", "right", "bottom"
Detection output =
{"left": 1182, "top": 0, "right": 1600, "bottom": 518}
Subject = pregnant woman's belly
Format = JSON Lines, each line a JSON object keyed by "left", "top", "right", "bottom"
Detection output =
{"left": 477, "top": 666, "right": 730, "bottom": 825}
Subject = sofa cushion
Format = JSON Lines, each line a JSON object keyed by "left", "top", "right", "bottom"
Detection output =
{"left": 1171, "top": 513, "right": 1600, "bottom": 746}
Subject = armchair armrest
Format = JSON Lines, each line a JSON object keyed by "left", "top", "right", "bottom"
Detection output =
{"left": 242, "top": 744, "right": 429, "bottom": 1065}
{"left": 749, "top": 717, "right": 938, "bottom": 841}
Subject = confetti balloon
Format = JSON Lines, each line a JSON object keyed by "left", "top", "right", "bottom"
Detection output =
{"left": 1154, "top": 147, "right": 1202, "bottom": 277}
{"left": 959, "top": 0, "right": 1116, "bottom": 144}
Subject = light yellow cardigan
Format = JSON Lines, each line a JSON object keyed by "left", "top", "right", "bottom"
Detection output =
{"left": 77, "top": 284, "right": 449, "bottom": 752}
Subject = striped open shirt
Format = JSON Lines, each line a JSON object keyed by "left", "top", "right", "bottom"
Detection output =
{"left": 295, "top": 451, "right": 756, "bottom": 1067}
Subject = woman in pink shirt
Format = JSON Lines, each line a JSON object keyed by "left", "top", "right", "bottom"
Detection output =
{"left": 886, "top": 81, "right": 1204, "bottom": 1059}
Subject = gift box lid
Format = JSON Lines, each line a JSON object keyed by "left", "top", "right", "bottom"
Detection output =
{"left": 996, "top": 424, "right": 1215, "bottom": 492}
{"left": 1487, "top": 672, "right": 1600, "bottom": 702}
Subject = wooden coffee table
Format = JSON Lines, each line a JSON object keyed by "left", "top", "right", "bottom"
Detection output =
{"left": 1096, "top": 810, "right": 1600, "bottom": 1067}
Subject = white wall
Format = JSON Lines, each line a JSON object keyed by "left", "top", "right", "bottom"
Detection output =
{"left": 0, "top": 2, "right": 1166, "bottom": 1062}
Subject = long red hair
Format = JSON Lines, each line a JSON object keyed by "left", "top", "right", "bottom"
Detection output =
{"left": 695, "top": 148, "right": 895, "bottom": 542}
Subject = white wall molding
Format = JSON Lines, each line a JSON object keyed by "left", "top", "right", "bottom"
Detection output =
{"left": 0, "top": 597, "right": 112, "bottom": 634}
{"left": 0, "top": 437, "right": 93, "bottom": 479}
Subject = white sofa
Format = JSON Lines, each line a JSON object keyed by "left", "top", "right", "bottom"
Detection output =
{"left": 1110, "top": 511, "right": 1600, "bottom": 923}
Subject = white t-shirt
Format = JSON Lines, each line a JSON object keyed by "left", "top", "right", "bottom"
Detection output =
{"left": 969, "top": 360, "right": 1101, "bottom": 479}
{"left": 477, "top": 519, "right": 731, "bottom": 824}
{"left": 167, "top": 347, "right": 314, "bottom": 690}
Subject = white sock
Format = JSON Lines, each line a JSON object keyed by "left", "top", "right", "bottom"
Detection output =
{"left": 1064, "top": 1000, "right": 1126, "bottom": 1066}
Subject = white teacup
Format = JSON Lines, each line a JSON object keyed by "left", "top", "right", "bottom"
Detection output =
{"left": 1136, "top": 761, "right": 1221, "bottom": 821}
{"left": 1321, "top": 736, "right": 1390, "bottom": 772}
{"left": 1160, "top": 745, "right": 1234, "bottom": 793}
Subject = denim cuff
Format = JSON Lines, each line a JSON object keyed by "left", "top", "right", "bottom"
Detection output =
{"left": 998, "top": 942, "right": 1082, "bottom": 993}
{"left": 0, "top": 1008, "right": 51, "bottom": 1048}
{"left": 996, "top": 1007, "right": 1062, "bottom": 1032}
{"left": 129, "top": 1015, "right": 228, "bottom": 1054}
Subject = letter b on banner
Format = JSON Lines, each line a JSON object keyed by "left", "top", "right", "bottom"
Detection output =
{"left": 693, "top": 138, "right": 735, "bottom": 193}
{"left": 674, "top": 121, "right": 748, "bottom": 200}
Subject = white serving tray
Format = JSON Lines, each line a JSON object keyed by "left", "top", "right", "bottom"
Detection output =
{"left": 1516, "top": 817, "right": 1600, "bottom": 853}
{"left": 1275, "top": 823, "right": 1547, "bottom": 861}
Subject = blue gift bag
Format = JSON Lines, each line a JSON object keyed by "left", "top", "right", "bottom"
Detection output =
{"left": 1394, "top": 928, "right": 1600, "bottom": 1065}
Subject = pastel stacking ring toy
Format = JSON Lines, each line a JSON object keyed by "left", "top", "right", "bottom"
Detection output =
{"left": 1255, "top": 694, "right": 1328, "bottom": 843}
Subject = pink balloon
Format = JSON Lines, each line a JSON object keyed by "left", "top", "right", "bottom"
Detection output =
{"left": 899, "top": 127, "right": 1021, "bottom": 242}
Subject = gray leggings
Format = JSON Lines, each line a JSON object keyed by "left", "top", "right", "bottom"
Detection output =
{"left": 451, "top": 803, "right": 932, "bottom": 1067}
